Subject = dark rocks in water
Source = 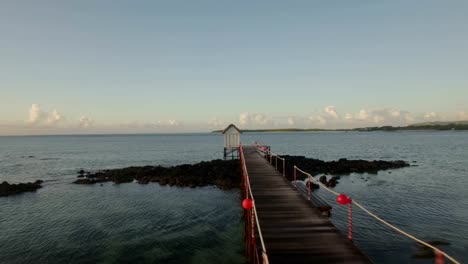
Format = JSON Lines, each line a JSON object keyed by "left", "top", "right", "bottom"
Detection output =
{"left": 327, "top": 177, "right": 338, "bottom": 187}
{"left": 317, "top": 175, "right": 338, "bottom": 187}
{"left": 319, "top": 175, "right": 327, "bottom": 184}
{"left": 74, "top": 159, "right": 241, "bottom": 189}
{"left": 412, "top": 240, "right": 451, "bottom": 259}
{"left": 274, "top": 155, "right": 410, "bottom": 184}
{"left": 0, "top": 180, "right": 43, "bottom": 197}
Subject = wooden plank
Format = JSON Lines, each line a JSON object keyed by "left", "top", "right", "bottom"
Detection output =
{"left": 243, "top": 146, "right": 372, "bottom": 264}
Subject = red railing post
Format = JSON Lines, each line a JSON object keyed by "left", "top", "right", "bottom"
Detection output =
{"left": 435, "top": 251, "right": 445, "bottom": 264}
{"left": 308, "top": 175, "right": 311, "bottom": 201}
{"left": 283, "top": 159, "right": 285, "bottom": 177}
{"left": 251, "top": 204, "right": 255, "bottom": 246}
{"left": 348, "top": 201, "right": 353, "bottom": 241}
{"left": 294, "top": 166, "right": 297, "bottom": 188}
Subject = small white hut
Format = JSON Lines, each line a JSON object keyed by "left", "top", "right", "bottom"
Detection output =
{"left": 222, "top": 124, "right": 241, "bottom": 159}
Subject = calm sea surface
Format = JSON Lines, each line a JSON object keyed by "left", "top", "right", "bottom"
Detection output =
{"left": 0, "top": 132, "right": 467, "bottom": 263}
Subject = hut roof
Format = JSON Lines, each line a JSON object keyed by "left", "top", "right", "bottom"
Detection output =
{"left": 222, "top": 124, "right": 242, "bottom": 134}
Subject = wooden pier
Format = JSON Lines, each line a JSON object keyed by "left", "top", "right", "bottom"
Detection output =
{"left": 242, "top": 146, "right": 372, "bottom": 264}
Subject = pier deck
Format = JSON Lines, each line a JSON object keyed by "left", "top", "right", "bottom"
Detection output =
{"left": 243, "top": 146, "right": 372, "bottom": 264}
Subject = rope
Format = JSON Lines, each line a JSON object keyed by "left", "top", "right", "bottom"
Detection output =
{"left": 240, "top": 143, "right": 268, "bottom": 261}
{"left": 352, "top": 200, "right": 460, "bottom": 264}
{"left": 295, "top": 163, "right": 460, "bottom": 264}
{"left": 255, "top": 143, "right": 460, "bottom": 264}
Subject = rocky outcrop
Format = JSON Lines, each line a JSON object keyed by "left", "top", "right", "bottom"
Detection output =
{"left": 0, "top": 180, "right": 43, "bottom": 197}
{"left": 73, "top": 159, "right": 241, "bottom": 189}
{"left": 274, "top": 155, "right": 410, "bottom": 185}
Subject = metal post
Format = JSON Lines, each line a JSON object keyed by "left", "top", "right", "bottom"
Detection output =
{"left": 282, "top": 159, "right": 285, "bottom": 177}
{"left": 348, "top": 202, "right": 353, "bottom": 241}
{"left": 308, "top": 175, "right": 311, "bottom": 201}
{"left": 294, "top": 166, "right": 297, "bottom": 188}
{"left": 275, "top": 156, "right": 278, "bottom": 170}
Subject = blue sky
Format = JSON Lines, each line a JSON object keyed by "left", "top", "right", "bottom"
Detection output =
{"left": 1, "top": 1, "right": 467, "bottom": 134}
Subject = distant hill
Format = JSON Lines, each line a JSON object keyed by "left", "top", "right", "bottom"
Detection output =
{"left": 211, "top": 128, "right": 330, "bottom": 133}
{"left": 409, "top": 120, "right": 468, "bottom": 126}
{"left": 212, "top": 120, "right": 468, "bottom": 133}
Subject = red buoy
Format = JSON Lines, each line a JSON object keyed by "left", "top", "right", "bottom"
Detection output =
{"left": 337, "top": 194, "right": 351, "bottom": 205}
{"left": 242, "top": 198, "right": 253, "bottom": 209}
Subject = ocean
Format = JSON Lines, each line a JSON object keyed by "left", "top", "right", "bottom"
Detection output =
{"left": 0, "top": 132, "right": 467, "bottom": 263}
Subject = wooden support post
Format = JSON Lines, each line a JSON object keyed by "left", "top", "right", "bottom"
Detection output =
{"left": 294, "top": 166, "right": 297, "bottom": 188}
{"left": 283, "top": 159, "right": 285, "bottom": 177}
{"left": 348, "top": 202, "right": 353, "bottom": 241}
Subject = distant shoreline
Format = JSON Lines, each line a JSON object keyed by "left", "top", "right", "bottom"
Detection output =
{"left": 212, "top": 123, "right": 468, "bottom": 133}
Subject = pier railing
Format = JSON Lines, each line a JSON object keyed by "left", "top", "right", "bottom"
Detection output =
{"left": 240, "top": 143, "right": 269, "bottom": 264}
{"left": 253, "top": 142, "right": 460, "bottom": 264}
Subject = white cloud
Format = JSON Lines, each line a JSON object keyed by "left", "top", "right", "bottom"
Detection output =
{"left": 239, "top": 112, "right": 250, "bottom": 127}
{"left": 324, "top": 105, "right": 338, "bottom": 119}
{"left": 28, "top": 104, "right": 64, "bottom": 125}
{"left": 47, "top": 110, "right": 64, "bottom": 124}
{"left": 168, "top": 120, "right": 179, "bottom": 126}
{"left": 344, "top": 113, "right": 353, "bottom": 121}
{"left": 457, "top": 111, "right": 468, "bottom": 120}
{"left": 155, "top": 120, "right": 182, "bottom": 127}
{"left": 356, "top": 109, "right": 370, "bottom": 121}
{"left": 308, "top": 115, "right": 327, "bottom": 125}
{"left": 79, "top": 116, "right": 94, "bottom": 128}
{"left": 287, "top": 117, "right": 295, "bottom": 126}
{"left": 424, "top": 112, "right": 438, "bottom": 120}
{"left": 208, "top": 118, "right": 225, "bottom": 128}
{"left": 28, "top": 104, "right": 45, "bottom": 123}
{"left": 390, "top": 109, "right": 401, "bottom": 117}
{"left": 238, "top": 112, "right": 274, "bottom": 128}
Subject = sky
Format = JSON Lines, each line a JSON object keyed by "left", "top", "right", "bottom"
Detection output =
{"left": 0, "top": 1, "right": 467, "bottom": 135}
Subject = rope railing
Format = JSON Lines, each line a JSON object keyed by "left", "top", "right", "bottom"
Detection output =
{"left": 254, "top": 142, "right": 286, "bottom": 177}
{"left": 240, "top": 143, "right": 269, "bottom": 264}
{"left": 253, "top": 142, "right": 461, "bottom": 264}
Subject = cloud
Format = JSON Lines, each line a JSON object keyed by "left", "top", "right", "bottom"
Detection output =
{"left": 458, "top": 111, "right": 468, "bottom": 120}
{"left": 78, "top": 116, "right": 94, "bottom": 128}
{"left": 155, "top": 120, "right": 182, "bottom": 127}
{"left": 238, "top": 112, "right": 274, "bottom": 128}
{"left": 208, "top": 118, "right": 225, "bottom": 128}
{"left": 324, "top": 105, "right": 338, "bottom": 119}
{"left": 344, "top": 113, "right": 353, "bottom": 121}
{"left": 308, "top": 115, "right": 327, "bottom": 125}
{"left": 356, "top": 109, "right": 370, "bottom": 121}
{"left": 28, "top": 104, "right": 64, "bottom": 125}
{"left": 424, "top": 112, "right": 438, "bottom": 120}
{"left": 287, "top": 117, "right": 295, "bottom": 126}
{"left": 239, "top": 112, "right": 250, "bottom": 127}
{"left": 28, "top": 104, "right": 45, "bottom": 123}
{"left": 47, "top": 110, "right": 64, "bottom": 124}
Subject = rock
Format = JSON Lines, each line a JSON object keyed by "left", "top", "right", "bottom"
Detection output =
{"left": 319, "top": 175, "right": 327, "bottom": 184}
{"left": 74, "top": 159, "right": 241, "bottom": 189}
{"left": 327, "top": 177, "right": 338, "bottom": 187}
{"left": 73, "top": 179, "right": 96, "bottom": 184}
{"left": 278, "top": 155, "right": 410, "bottom": 185}
{"left": 0, "top": 180, "right": 43, "bottom": 197}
